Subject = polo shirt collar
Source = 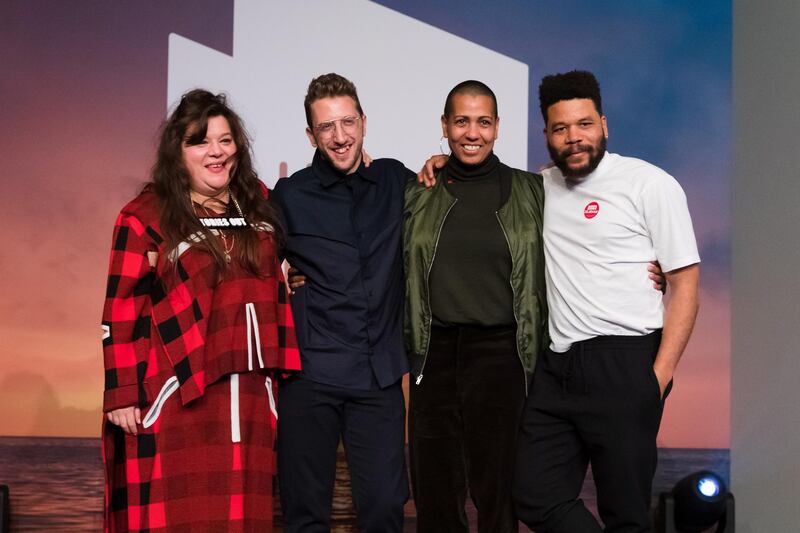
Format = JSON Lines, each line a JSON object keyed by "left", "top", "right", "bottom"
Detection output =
{"left": 312, "top": 149, "right": 377, "bottom": 188}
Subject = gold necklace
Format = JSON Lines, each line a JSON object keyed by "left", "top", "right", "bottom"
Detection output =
{"left": 193, "top": 197, "right": 235, "bottom": 263}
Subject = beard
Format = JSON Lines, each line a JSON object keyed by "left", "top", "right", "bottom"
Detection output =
{"left": 547, "top": 136, "right": 607, "bottom": 179}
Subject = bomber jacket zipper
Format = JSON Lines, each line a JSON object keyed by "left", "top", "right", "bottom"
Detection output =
{"left": 416, "top": 198, "right": 458, "bottom": 385}
{"left": 495, "top": 211, "right": 529, "bottom": 396}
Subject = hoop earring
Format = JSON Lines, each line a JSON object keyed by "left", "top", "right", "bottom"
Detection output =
{"left": 439, "top": 136, "right": 451, "bottom": 156}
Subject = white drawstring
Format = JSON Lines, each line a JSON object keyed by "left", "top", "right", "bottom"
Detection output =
{"left": 265, "top": 376, "right": 277, "bottom": 421}
{"left": 245, "top": 303, "right": 264, "bottom": 370}
{"left": 142, "top": 376, "right": 179, "bottom": 428}
{"left": 230, "top": 374, "right": 241, "bottom": 443}
{"left": 246, "top": 303, "right": 254, "bottom": 371}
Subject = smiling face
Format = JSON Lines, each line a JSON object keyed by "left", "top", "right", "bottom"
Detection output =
{"left": 305, "top": 95, "right": 366, "bottom": 175}
{"left": 442, "top": 93, "right": 499, "bottom": 166}
{"left": 544, "top": 98, "right": 608, "bottom": 179}
{"left": 182, "top": 115, "right": 237, "bottom": 200}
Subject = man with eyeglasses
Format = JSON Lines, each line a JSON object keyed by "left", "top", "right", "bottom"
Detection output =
{"left": 271, "top": 73, "right": 412, "bottom": 532}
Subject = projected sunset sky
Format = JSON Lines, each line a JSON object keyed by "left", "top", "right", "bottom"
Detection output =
{"left": 0, "top": 0, "right": 730, "bottom": 447}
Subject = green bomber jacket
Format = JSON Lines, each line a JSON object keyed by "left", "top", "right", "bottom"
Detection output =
{"left": 403, "top": 163, "right": 548, "bottom": 392}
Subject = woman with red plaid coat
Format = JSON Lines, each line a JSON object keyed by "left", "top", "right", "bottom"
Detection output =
{"left": 101, "top": 89, "right": 300, "bottom": 532}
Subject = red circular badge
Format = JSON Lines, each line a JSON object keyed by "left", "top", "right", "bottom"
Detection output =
{"left": 584, "top": 201, "right": 599, "bottom": 219}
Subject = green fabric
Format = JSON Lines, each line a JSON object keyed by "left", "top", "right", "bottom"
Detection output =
{"left": 404, "top": 164, "right": 548, "bottom": 387}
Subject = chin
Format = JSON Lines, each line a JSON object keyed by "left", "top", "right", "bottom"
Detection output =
{"left": 333, "top": 160, "right": 355, "bottom": 173}
{"left": 458, "top": 150, "right": 481, "bottom": 160}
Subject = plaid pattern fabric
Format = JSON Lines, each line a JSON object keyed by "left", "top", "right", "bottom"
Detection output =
{"left": 102, "top": 191, "right": 300, "bottom": 531}
{"left": 104, "top": 372, "right": 278, "bottom": 532}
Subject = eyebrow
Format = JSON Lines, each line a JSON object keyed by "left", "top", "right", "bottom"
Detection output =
{"left": 551, "top": 116, "right": 595, "bottom": 127}
{"left": 183, "top": 132, "right": 234, "bottom": 145}
{"left": 453, "top": 115, "right": 495, "bottom": 120}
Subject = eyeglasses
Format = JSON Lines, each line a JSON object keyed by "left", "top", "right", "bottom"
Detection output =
{"left": 313, "top": 115, "right": 362, "bottom": 136}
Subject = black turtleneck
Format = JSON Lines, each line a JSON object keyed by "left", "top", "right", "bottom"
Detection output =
{"left": 429, "top": 153, "right": 515, "bottom": 328}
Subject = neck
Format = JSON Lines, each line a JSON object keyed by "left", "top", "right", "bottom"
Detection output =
{"left": 446, "top": 152, "right": 499, "bottom": 180}
{"left": 344, "top": 154, "right": 363, "bottom": 176}
{"left": 190, "top": 188, "right": 230, "bottom": 213}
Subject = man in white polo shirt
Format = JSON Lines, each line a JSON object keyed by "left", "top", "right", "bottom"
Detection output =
{"left": 513, "top": 70, "right": 700, "bottom": 533}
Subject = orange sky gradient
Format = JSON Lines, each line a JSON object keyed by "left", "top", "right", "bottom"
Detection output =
{"left": 0, "top": 1, "right": 730, "bottom": 448}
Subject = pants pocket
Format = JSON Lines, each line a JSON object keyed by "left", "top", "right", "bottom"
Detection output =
{"left": 646, "top": 361, "right": 673, "bottom": 403}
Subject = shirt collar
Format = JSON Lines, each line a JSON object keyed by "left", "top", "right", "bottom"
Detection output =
{"left": 312, "top": 149, "right": 377, "bottom": 188}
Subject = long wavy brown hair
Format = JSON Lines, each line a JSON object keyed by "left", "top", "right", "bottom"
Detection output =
{"left": 149, "top": 89, "right": 284, "bottom": 278}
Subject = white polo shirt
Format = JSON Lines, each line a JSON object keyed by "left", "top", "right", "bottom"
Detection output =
{"left": 543, "top": 152, "right": 700, "bottom": 353}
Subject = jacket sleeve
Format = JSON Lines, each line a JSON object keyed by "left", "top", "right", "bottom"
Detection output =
{"left": 275, "top": 254, "right": 301, "bottom": 374}
{"left": 101, "top": 211, "right": 156, "bottom": 411}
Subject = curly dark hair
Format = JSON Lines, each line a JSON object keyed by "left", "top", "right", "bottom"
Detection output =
{"left": 538, "top": 70, "right": 603, "bottom": 123}
{"left": 303, "top": 73, "right": 364, "bottom": 127}
{"left": 150, "top": 89, "right": 284, "bottom": 278}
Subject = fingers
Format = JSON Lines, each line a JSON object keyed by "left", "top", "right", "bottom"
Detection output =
{"left": 107, "top": 407, "right": 140, "bottom": 435}
{"left": 125, "top": 411, "right": 139, "bottom": 435}
{"left": 362, "top": 149, "right": 373, "bottom": 167}
{"left": 287, "top": 266, "right": 306, "bottom": 294}
{"left": 422, "top": 167, "right": 436, "bottom": 188}
{"left": 648, "top": 260, "right": 663, "bottom": 274}
{"left": 417, "top": 164, "right": 436, "bottom": 188}
{"left": 417, "top": 155, "right": 448, "bottom": 188}
{"left": 432, "top": 155, "right": 448, "bottom": 169}
{"left": 647, "top": 261, "right": 666, "bottom": 293}
{"left": 648, "top": 271, "right": 667, "bottom": 293}
{"left": 118, "top": 411, "right": 136, "bottom": 435}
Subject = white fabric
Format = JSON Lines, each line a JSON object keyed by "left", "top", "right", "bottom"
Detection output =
{"left": 543, "top": 152, "right": 700, "bottom": 352}
{"left": 245, "top": 302, "right": 265, "bottom": 370}
{"left": 142, "top": 376, "right": 179, "bottom": 429}
{"left": 230, "top": 373, "right": 241, "bottom": 443}
{"left": 265, "top": 376, "right": 278, "bottom": 421}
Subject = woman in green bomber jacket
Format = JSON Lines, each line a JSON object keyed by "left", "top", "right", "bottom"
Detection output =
{"left": 403, "top": 80, "right": 547, "bottom": 533}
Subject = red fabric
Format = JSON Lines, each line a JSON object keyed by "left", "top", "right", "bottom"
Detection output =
{"left": 102, "top": 191, "right": 300, "bottom": 531}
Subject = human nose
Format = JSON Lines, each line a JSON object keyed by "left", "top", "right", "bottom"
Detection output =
{"left": 565, "top": 125, "right": 582, "bottom": 144}
{"left": 465, "top": 122, "right": 480, "bottom": 139}
{"left": 207, "top": 140, "right": 224, "bottom": 156}
{"left": 332, "top": 121, "right": 347, "bottom": 143}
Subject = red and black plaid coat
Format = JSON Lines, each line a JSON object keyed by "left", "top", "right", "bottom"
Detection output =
{"left": 101, "top": 190, "right": 300, "bottom": 532}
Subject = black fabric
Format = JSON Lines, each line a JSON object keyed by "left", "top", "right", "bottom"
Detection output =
{"left": 409, "top": 325, "right": 525, "bottom": 533}
{"left": 429, "top": 153, "right": 515, "bottom": 327}
{"left": 271, "top": 152, "right": 413, "bottom": 390}
{"left": 277, "top": 376, "right": 409, "bottom": 533}
{"left": 513, "top": 331, "right": 667, "bottom": 533}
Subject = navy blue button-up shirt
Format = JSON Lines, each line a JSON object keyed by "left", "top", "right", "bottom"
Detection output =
{"left": 272, "top": 151, "right": 413, "bottom": 390}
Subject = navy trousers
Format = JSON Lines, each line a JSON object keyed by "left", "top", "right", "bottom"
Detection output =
{"left": 513, "top": 331, "right": 669, "bottom": 533}
{"left": 277, "top": 376, "right": 409, "bottom": 533}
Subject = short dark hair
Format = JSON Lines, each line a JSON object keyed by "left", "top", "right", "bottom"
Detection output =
{"left": 304, "top": 73, "right": 364, "bottom": 127}
{"left": 538, "top": 70, "right": 602, "bottom": 123}
{"left": 443, "top": 80, "right": 498, "bottom": 118}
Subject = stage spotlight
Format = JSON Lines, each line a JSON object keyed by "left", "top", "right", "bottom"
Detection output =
{"left": 696, "top": 475, "right": 721, "bottom": 498}
{"left": 657, "top": 470, "right": 734, "bottom": 533}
